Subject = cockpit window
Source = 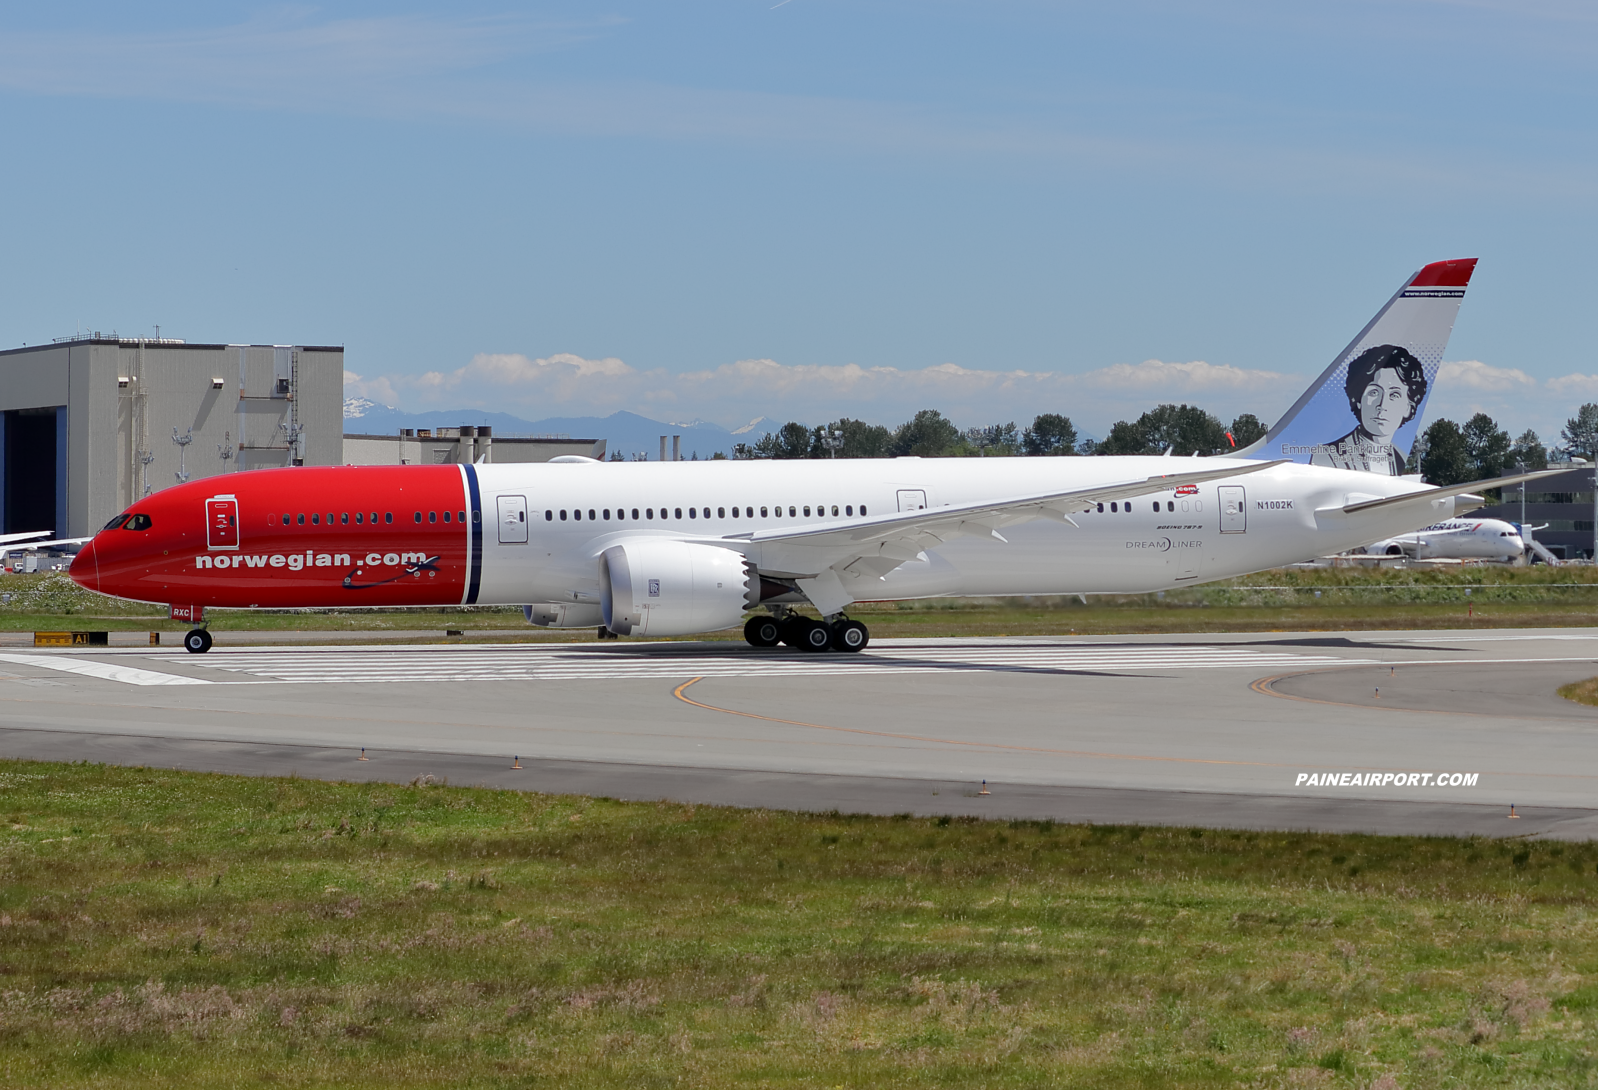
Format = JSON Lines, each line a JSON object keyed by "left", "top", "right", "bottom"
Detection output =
{"left": 102, "top": 514, "right": 131, "bottom": 531}
{"left": 125, "top": 514, "right": 153, "bottom": 531}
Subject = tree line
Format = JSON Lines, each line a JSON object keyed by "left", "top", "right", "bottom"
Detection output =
{"left": 732, "top": 404, "right": 1269, "bottom": 460}
{"left": 731, "top": 402, "right": 1598, "bottom": 484}
{"left": 1411, "top": 403, "right": 1598, "bottom": 486}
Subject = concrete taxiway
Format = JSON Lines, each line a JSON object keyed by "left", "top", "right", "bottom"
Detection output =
{"left": 0, "top": 628, "right": 1595, "bottom": 838}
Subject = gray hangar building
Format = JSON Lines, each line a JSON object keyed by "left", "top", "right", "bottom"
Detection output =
{"left": 0, "top": 336, "right": 344, "bottom": 539}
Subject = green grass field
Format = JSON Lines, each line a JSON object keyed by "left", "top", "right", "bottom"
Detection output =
{"left": 5, "top": 565, "right": 1598, "bottom": 640}
{"left": 0, "top": 761, "right": 1595, "bottom": 1087}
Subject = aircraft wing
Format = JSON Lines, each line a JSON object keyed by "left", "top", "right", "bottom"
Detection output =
{"left": 1341, "top": 468, "right": 1566, "bottom": 516}
{"left": 731, "top": 460, "right": 1287, "bottom": 611}
{"left": 0, "top": 531, "right": 53, "bottom": 546}
{"left": 0, "top": 536, "right": 92, "bottom": 551}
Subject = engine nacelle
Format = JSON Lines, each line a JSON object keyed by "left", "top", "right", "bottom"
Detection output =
{"left": 524, "top": 603, "right": 605, "bottom": 628}
{"left": 601, "top": 541, "right": 756, "bottom": 636}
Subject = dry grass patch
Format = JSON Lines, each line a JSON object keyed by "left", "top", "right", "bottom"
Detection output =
{"left": 1559, "top": 677, "right": 1598, "bottom": 707}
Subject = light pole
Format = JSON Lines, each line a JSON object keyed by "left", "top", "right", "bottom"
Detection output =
{"left": 821, "top": 429, "right": 844, "bottom": 458}
{"left": 172, "top": 427, "right": 193, "bottom": 483}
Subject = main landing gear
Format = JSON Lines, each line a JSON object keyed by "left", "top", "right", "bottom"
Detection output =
{"left": 183, "top": 628, "right": 213, "bottom": 654}
{"left": 743, "top": 610, "right": 869, "bottom": 653}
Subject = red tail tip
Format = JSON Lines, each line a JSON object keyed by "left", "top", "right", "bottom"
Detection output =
{"left": 1411, "top": 258, "right": 1477, "bottom": 288}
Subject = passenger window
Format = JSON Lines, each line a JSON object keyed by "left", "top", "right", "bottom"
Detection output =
{"left": 282, "top": 514, "right": 291, "bottom": 526}
{"left": 760, "top": 507, "right": 768, "bottom": 517}
{"left": 545, "top": 510, "right": 553, "bottom": 521}
{"left": 414, "top": 512, "right": 422, "bottom": 523}
{"left": 860, "top": 505, "right": 867, "bottom": 515}
{"left": 471, "top": 510, "right": 479, "bottom": 523}
{"left": 588, "top": 509, "right": 596, "bottom": 521}
{"left": 1096, "top": 503, "right": 1104, "bottom": 513}
{"left": 442, "top": 511, "right": 451, "bottom": 523}
{"left": 1110, "top": 502, "right": 1117, "bottom": 513}
{"left": 429, "top": 511, "right": 437, "bottom": 524}
{"left": 297, "top": 513, "right": 305, "bottom": 525}
{"left": 125, "top": 513, "right": 153, "bottom": 531}
{"left": 789, "top": 506, "right": 796, "bottom": 517}
{"left": 647, "top": 508, "right": 654, "bottom": 519}
{"left": 355, "top": 512, "right": 364, "bottom": 525}
{"left": 327, "top": 513, "right": 333, "bottom": 525}
{"left": 846, "top": 505, "right": 853, "bottom": 516}
{"left": 718, "top": 507, "right": 725, "bottom": 518}
{"left": 603, "top": 509, "right": 611, "bottom": 520}
{"left": 675, "top": 508, "right": 682, "bottom": 519}
{"left": 459, "top": 511, "right": 466, "bottom": 523}
{"left": 575, "top": 510, "right": 582, "bottom": 521}
{"left": 371, "top": 512, "right": 378, "bottom": 524}
{"left": 560, "top": 510, "right": 568, "bottom": 521}
{"left": 803, "top": 506, "right": 811, "bottom": 517}
{"left": 832, "top": 505, "right": 839, "bottom": 516}
{"left": 1168, "top": 501, "right": 1174, "bottom": 512}
{"left": 385, "top": 512, "right": 393, "bottom": 524}
{"left": 632, "top": 508, "right": 639, "bottom": 519}
{"left": 689, "top": 508, "right": 697, "bottom": 519}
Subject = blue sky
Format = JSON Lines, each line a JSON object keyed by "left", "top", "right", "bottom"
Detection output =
{"left": 1, "top": 2, "right": 1594, "bottom": 440}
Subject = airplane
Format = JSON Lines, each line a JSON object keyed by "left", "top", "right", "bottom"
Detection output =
{"left": 1359, "top": 518, "right": 1528, "bottom": 562}
{"left": 68, "top": 258, "right": 1563, "bottom": 654}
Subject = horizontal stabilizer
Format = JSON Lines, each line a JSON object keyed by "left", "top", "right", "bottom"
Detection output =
{"left": 1341, "top": 468, "right": 1565, "bottom": 515}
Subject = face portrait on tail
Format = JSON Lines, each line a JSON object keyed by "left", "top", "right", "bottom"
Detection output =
{"left": 1309, "top": 345, "right": 1428, "bottom": 475}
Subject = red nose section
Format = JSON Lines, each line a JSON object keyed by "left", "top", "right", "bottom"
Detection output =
{"left": 70, "top": 538, "right": 99, "bottom": 593}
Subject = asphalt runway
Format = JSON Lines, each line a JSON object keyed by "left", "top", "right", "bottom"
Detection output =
{"left": 1, "top": 628, "right": 1596, "bottom": 839}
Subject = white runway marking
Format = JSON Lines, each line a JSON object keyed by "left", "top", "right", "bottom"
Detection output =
{"left": 150, "top": 644, "right": 1379, "bottom": 685}
{"left": 0, "top": 653, "right": 213, "bottom": 686}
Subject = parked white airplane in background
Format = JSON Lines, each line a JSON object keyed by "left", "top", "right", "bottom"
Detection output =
{"left": 1362, "top": 518, "right": 1527, "bottom": 562}
{"left": 72, "top": 258, "right": 1564, "bottom": 653}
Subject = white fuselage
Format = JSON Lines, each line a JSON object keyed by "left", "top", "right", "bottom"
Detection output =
{"left": 466, "top": 457, "right": 1470, "bottom": 608}
{"left": 1365, "top": 518, "right": 1525, "bottom": 562}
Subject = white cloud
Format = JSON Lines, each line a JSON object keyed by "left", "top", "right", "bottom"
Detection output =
{"left": 348, "top": 353, "right": 1297, "bottom": 433}
{"left": 341, "top": 370, "right": 400, "bottom": 408}
{"left": 1547, "top": 373, "right": 1598, "bottom": 397}
{"left": 1436, "top": 359, "right": 1537, "bottom": 392}
{"left": 1078, "top": 359, "right": 1283, "bottom": 390}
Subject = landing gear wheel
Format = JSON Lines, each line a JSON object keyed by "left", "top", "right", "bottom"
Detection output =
{"left": 797, "top": 618, "right": 833, "bottom": 653}
{"left": 831, "top": 619, "right": 869, "bottom": 652}
{"left": 744, "top": 616, "right": 781, "bottom": 647}
{"left": 184, "top": 628, "right": 213, "bottom": 654}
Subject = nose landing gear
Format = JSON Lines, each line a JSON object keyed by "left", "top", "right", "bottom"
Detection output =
{"left": 183, "top": 628, "right": 213, "bottom": 654}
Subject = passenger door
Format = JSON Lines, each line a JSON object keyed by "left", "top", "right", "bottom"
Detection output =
{"left": 1218, "top": 486, "right": 1246, "bottom": 534}
{"left": 497, "top": 495, "right": 528, "bottom": 543}
{"left": 206, "top": 496, "right": 239, "bottom": 550}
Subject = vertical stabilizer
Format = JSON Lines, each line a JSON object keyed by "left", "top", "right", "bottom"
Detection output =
{"left": 1234, "top": 258, "right": 1476, "bottom": 474}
